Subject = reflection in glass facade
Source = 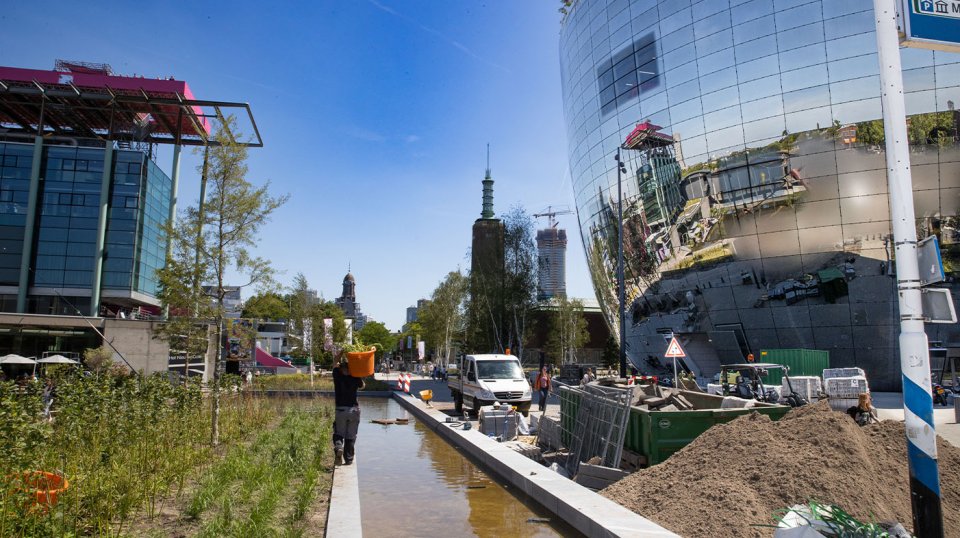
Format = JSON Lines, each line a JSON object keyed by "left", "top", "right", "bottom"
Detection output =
{"left": 560, "top": 0, "right": 960, "bottom": 390}
{"left": 0, "top": 141, "right": 171, "bottom": 314}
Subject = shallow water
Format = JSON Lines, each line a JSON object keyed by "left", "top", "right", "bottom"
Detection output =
{"left": 356, "top": 397, "right": 576, "bottom": 538}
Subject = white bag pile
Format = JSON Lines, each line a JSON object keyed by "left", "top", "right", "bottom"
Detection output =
{"left": 824, "top": 372, "right": 869, "bottom": 411}
{"left": 824, "top": 376, "right": 869, "bottom": 398}
{"left": 781, "top": 376, "right": 822, "bottom": 401}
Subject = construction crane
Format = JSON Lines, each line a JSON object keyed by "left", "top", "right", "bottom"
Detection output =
{"left": 533, "top": 206, "right": 573, "bottom": 228}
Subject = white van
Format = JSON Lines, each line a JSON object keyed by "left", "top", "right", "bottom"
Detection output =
{"left": 448, "top": 354, "right": 532, "bottom": 416}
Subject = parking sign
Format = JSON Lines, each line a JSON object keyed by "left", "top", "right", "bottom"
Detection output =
{"left": 901, "top": 0, "right": 960, "bottom": 52}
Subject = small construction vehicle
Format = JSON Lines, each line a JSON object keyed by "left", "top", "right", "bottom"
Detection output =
{"left": 720, "top": 363, "right": 808, "bottom": 407}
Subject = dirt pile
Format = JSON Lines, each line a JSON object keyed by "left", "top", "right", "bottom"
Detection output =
{"left": 601, "top": 401, "right": 960, "bottom": 538}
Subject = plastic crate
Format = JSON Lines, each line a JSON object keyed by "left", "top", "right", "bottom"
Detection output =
{"left": 824, "top": 376, "right": 869, "bottom": 398}
{"left": 822, "top": 367, "right": 866, "bottom": 380}
{"left": 781, "top": 376, "right": 822, "bottom": 401}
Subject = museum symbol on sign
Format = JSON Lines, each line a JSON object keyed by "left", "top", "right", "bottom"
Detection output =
{"left": 917, "top": 0, "right": 960, "bottom": 17}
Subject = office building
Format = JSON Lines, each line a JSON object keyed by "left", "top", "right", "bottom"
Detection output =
{"left": 559, "top": 0, "right": 960, "bottom": 389}
{"left": 0, "top": 60, "right": 259, "bottom": 372}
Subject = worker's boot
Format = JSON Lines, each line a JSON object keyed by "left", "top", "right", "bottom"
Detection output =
{"left": 333, "top": 439, "right": 344, "bottom": 466}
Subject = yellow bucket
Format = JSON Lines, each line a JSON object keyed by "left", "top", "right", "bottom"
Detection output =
{"left": 419, "top": 389, "right": 433, "bottom": 402}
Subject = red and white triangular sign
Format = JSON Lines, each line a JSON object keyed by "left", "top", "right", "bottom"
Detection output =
{"left": 664, "top": 337, "right": 686, "bottom": 358}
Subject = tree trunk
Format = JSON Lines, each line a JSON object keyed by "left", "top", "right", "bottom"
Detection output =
{"left": 211, "top": 317, "right": 222, "bottom": 446}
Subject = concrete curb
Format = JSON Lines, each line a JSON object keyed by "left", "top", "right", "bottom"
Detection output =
{"left": 392, "top": 392, "right": 679, "bottom": 538}
{"left": 325, "top": 457, "right": 362, "bottom": 538}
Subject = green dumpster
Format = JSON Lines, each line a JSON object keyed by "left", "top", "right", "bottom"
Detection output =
{"left": 560, "top": 387, "right": 791, "bottom": 466}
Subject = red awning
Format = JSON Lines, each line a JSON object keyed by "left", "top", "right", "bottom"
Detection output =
{"left": 255, "top": 347, "right": 290, "bottom": 369}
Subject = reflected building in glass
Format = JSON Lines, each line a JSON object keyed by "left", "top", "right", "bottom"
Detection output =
{"left": 559, "top": 0, "right": 960, "bottom": 389}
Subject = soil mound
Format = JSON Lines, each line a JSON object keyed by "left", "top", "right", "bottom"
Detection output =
{"left": 600, "top": 401, "right": 960, "bottom": 538}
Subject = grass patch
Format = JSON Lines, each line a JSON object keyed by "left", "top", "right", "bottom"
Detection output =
{"left": 0, "top": 371, "right": 273, "bottom": 536}
{"left": 189, "top": 401, "right": 334, "bottom": 537}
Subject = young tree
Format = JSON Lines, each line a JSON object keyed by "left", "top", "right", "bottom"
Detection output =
{"left": 285, "top": 272, "right": 313, "bottom": 359}
{"left": 159, "top": 115, "right": 288, "bottom": 446}
{"left": 601, "top": 335, "right": 619, "bottom": 370}
{"left": 154, "top": 216, "right": 214, "bottom": 375}
{"left": 419, "top": 270, "right": 468, "bottom": 366}
{"left": 546, "top": 296, "right": 589, "bottom": 365}
{"left": 502, "top": 205, "right": 538, "bottom": 359}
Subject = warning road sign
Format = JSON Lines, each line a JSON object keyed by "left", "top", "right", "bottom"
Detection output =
{"left": 664, "top": 337, "right": 686, "bottom": 358}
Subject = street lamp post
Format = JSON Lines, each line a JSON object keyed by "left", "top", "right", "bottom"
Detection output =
{"left": 615, "top": 149, "right": 627, "bottom": 378}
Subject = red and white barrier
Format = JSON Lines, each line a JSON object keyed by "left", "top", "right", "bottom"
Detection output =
{"left": 396, "top": 374, "right": 403, "bottom": 391}
{"left": 403, "top": 373, "right": 411, "bottom": 393}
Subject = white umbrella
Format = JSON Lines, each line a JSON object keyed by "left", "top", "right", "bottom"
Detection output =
{"left": 0, "top": 354, "right": 36, "bottom": 365}
{"left": 37, "top": 355, "right": 79, "bottom": 364}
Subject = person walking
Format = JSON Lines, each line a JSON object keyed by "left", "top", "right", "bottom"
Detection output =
{"left": 332, "top": 354, "right": 364, "bottom": 465}
{"left": 581, "top": 366, "right": 595, "bottom": 387}
{"left": 535, "top": 366, "right": 551, "bottom": 412}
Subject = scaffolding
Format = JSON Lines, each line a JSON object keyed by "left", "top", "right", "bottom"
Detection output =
{"left": 560, "top": 383, "right": 635, "bottom": 476}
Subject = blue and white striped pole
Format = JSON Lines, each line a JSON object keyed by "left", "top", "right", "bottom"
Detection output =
{"left": 874, "top": 1, "right": 943, "bottom": 535}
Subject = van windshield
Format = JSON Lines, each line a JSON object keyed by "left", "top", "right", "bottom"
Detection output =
{"left": 476, "top": 360, "right": 523, "bottom": 380}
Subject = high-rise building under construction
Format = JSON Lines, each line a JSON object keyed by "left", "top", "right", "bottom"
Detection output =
{"left": 537, "top": 228, "right": 567, "bottom": 301}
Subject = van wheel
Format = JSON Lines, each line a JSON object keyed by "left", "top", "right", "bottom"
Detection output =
{"left": 454, "top": 395, "right": 463, "bottom": 413}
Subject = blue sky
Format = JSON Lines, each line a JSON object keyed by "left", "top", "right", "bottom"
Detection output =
{"left": 2, "top": 1, "right": 592, "bottom": 330}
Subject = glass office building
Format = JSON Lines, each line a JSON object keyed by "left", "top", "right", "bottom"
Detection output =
{"left": 0, "top": 140, "right": 171, "bottom": 315}
{"left": 560, "top": 0, "right": 960, "bottom": 389}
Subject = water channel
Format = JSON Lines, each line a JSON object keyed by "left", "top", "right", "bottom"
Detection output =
{"left": 356, "top": 397, "right": 578, "bottom": 537}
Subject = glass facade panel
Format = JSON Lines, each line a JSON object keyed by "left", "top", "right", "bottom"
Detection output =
{"left": 560, "top": 0, "right": 960, "bottom": 391}
{"left": 0, "top": 142, "right": 170, "bottom": 312}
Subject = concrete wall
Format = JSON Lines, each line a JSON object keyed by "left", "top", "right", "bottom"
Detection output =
{"left": 103, "top": 320, "right": 215, "bottom": 379}
{"left": 103, "top": 319, "right": 170, "bottom": 375}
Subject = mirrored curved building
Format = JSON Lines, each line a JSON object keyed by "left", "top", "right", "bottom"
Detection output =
{"left": 559, "top": 0, "right": 960, "bottom": 390}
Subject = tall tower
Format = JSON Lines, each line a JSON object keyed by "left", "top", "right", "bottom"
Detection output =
{"left": 469, "top": 146, "right": 505, "bottom": 352}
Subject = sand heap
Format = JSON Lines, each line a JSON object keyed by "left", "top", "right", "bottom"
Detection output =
{"left": 601, "top": 401, "right": 960, "bottom": 538}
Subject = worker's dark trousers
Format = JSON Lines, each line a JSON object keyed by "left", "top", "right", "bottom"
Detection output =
{"left": 333, "top": 406, "right": 361, "bottom": 463}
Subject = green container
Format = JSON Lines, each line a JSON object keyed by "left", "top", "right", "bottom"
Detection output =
{"left": 758, "top": 348, "right": 830, "bottom": 386}
{"left": 559, "top": 388, "right": 790, "bottom": 466}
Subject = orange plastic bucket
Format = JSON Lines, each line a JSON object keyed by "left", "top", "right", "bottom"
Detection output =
{"left": 347, "top": 350, "right": 375, "bottom": 377}
{"left": 18, "top": 471, "right": 68, "bottom": 508}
